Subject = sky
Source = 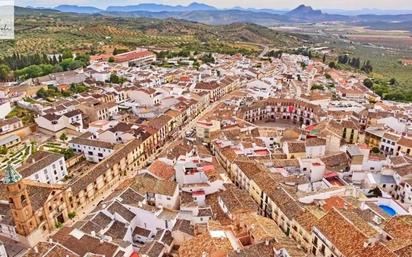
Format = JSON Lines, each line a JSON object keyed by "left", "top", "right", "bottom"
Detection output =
{"left": 14, "top": 0, "right": 412, "bottom": 10}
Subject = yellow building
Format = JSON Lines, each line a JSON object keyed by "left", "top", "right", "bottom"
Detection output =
{"left": 397, "top": 137, "right": 412, "bottom": 156}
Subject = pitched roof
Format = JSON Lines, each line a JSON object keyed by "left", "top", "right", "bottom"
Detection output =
{"left": 306, "top": 137, "right": 326, "bottom": 147}
{"left": 148, "top": 160, "right": 175, "bottom": 180}
{"left": 107, "top": 201, "right": 135, "bottom": 222}
{"left": 316, "top": 208, "right": 391, "bottom": 257}
{"left": 52, "top": 227, "right": 119, "bottom": 257}
{"left": 132, "top": 174, "right": 177, "bottom": 196}
{"left": 398, "top": 137, "right": 412, "bottom": 148}
{"left": 69, "top": 137, "right": 115, "bottom": 149}
{"left": 19, "top": 151, "right": 63, "bottom": 178}
{"left": 104, "top": 220, "right": 128, "bottom": 240}
{"left": 172, "top": 219, "right": 194, "bottom": 236}
{"left": 286, "top": 142, "right": 306, "bottom": 153}
{"left": 219, "top": 184, "right": 258, "bottom": 214}
{"left": 114, "top": 50, "right": 154, "bottom": 63}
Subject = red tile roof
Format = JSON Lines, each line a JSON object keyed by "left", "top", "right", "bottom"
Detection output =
{"left": 114, "top": 50, "right": 154, "bottom": 63}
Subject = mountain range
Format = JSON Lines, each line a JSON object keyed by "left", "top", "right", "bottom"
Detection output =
{"left": 38, "top": 3, "right": 412, "bottom": 29}
{"left": 54, "top": 2, "right": 218, "bottom": 13}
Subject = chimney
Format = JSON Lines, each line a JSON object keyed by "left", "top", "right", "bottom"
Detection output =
{"left": 265, "top": 239, "right": 270, "bottom": 246}
{"left": 34, "top": 246, "right": 39, "bottom": 253}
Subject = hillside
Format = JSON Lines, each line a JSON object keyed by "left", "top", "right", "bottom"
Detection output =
{"left": 0, "top": 7, "right": 306, "bottom": 57}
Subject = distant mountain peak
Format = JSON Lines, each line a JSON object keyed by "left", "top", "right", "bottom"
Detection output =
{"left": 287, "top": 4, "right": 322, "bottom": 16}
{"left": 188, "top": 2, "right": 208, "bottom": 7}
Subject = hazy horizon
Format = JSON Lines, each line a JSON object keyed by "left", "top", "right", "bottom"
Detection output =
{"left": 14, "top": 0, "right": 412, "bottom": 11}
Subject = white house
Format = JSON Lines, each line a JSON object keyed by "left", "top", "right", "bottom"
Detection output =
{"left": 377, "top": 117, "right": 407, "bottom": 134}
{"left": 127, "top": 87, "right": 166, "bottom": 106}
{"left": 35, "top": 111, "right": 84, "bottom": 134}
{"left": 134, "top": 175, "right": 180, "bottom": 210}
{"left": 380, "top": 132, "right": 400, "bottom": 156}
{"left": 299, "top": 158, "right": 326, "bottom": 182}
{"left": 18, "top": 151, "right": 68, "bottom": 184}
{"left": 305, "top": 137, "right": 327, "bottom": 158}
{"left": 69, "top": 135, "right": 115, "bottom": 163}
{"left": 0, "top": 101, "right": 11, "bottom": 119}
{"left": 98, "top": 122, "right": 138, "bottom": 144}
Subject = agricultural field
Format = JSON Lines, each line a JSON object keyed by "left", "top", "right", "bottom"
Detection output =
{"left": 325, "top": 38, "right": 412, "bottom": 88}
{"left": 345, "top": 34, "right": 412, "bottom": 49}
{"left": 0, "top": 7, "right": 306, "bottom": 59}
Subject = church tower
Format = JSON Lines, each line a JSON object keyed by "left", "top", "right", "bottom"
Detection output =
{"left": 4, "top": 165, "right": 38, "bottom": 236}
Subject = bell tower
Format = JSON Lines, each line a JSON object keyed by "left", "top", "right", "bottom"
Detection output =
{"left": 4, "top": 165, "right": 38, "bottom": 236}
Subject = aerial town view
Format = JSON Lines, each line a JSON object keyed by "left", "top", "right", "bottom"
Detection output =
{"left": 0, "top": 0, "right": 412, "bottom": 256}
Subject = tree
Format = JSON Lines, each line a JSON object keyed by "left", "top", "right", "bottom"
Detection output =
{"left": 361, "top": 60, "right": 373, "bottom": 73}
{"left": 62, "top": 49, "right": 73, "bottom": 59}
{"left": 109, "top": 73, "right": 126, "bottom": 84}
{"left": 68, "top": 60, "right": 84, "bottom": 70}
{"left": 0, "top": 64, "right": 11, "bottom": 81}
{"left": 53, "top": 64, "right": 64, "bottom": 73}
{"left": 62, "top": 148, "right": 75, "bottom": 160}
{"left": 201, "top": 53, "right": 215, "bottom": 64}
{"left": 36, "top": 88, "right": 48, "bottom": 98}
{"left": 75, "top": 54, "right": 90, "bottom": 65}
{"left": 113, "top": 48, "right": 128, "bottom": 55}
{"left": 60, "top": 59, "right": 74, "bottom": 71}
{"left": 52, "top": 55, "right": 58, "bottom": 65}
{"left": 68, "top": 212, "right": 76, "bottom": 219}
{"left": 311, "top": 84, "right": 325, "bottom": 91}
{"left": 60, "top": 133, "right": 68, "bottom": 142}
{"left": 110, "top": 73, "right": 120, "bottom": 84}
{"left": 338, "top": 54, "right": 349, "bottom": 64}
{"left": 328, "top": 62, "right": 336, "bottom": 69}
{"left": 389, "top": 78, "right": 399, "bottom": 86}
{"left": 0, "top": 146, "right": 8, "bottom": 155}
{"left": 322, "top": 54, "right": 326, "bottom": 63}
{"left": 21, "top": 65, "right": 43, "bottom": 78}
{"left": 371, "top": 147, "right": 380, "bottom": 154}
{"left": 363, "top": 78, "right": 373, "bottom": 89}
{"left": 108, "top": 57, "right": 115, "bottom": 63}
